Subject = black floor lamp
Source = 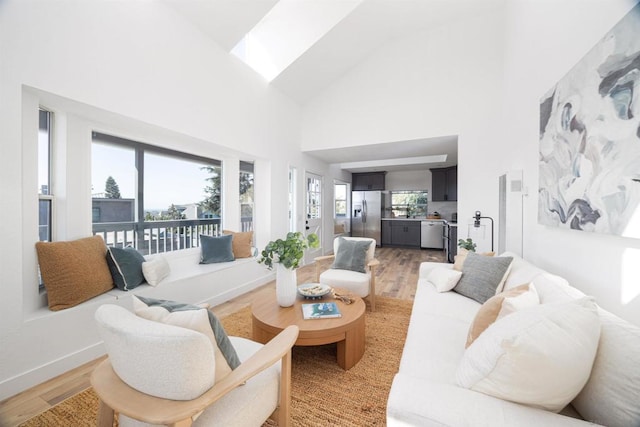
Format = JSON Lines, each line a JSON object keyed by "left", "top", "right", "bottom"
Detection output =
{"left": 474, "top": 211, "right": 494, "bottom": 252}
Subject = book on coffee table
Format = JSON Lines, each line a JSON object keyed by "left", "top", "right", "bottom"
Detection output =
{"left": 301, "top": 302, "right": 342, "bottom": 319}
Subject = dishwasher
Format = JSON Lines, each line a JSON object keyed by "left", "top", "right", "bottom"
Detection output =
{"left": 421, "top": 220, "right": 444, "bottom": 249}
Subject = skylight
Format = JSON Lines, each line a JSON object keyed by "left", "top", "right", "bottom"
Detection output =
{"left": 231, "top": 0, "right": 362, "bottom": 82}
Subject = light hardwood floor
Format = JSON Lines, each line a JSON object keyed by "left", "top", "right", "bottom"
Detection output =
{"left": 0, "top": 246, "right": 445, "bottom": 426}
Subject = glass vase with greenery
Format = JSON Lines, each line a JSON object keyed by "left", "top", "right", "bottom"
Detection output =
{"left": 258, "top": 232, "right": 320, "bottom": 270}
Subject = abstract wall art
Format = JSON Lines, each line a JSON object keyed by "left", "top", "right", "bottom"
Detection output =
{"left": 539, "top": 3, "right": 640, "bottom": 238}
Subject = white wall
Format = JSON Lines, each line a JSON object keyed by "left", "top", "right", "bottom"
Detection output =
{"left": 385, "top": 170, "right": 430, "bottom": 191}
{"left": 0, "top": 0, "right": 343, "bottom": 400}
{"left": 498, "top": 0, "right": 640, "bottom": 325}
{"left": 302, "top": 0, "right": 640, "bottom": 326}
{"left": 302, "top": 5, "right": 507, "bottom": 247}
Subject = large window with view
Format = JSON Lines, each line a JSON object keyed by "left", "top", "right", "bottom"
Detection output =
{"left": 91, "top": 132, "right": 222, "bottom": 255}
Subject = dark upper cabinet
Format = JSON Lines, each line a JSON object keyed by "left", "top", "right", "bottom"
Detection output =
{"left": 430, "top": 166, "right": 457, "bottom": 201}
{"left": 352, "top": 172, "right": 385, "bottom": 191}
{"left": 446, "top": 167, "right": 457, "bottom": 201}
{"left": 431, "top": 169, "right": 448, "bottom": 201}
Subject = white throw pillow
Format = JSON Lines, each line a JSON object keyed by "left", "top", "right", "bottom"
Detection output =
{"left": 496, "top": 282, "right": 539, "bottom": 320}
{"left": 426, "top": 267, "right": 463, "bottom": 292}
{"left": 141, "top": 256, "right": 170, "bottom": 286}
{"left": 456, "top": 297, "right": 601, "bottom": 412}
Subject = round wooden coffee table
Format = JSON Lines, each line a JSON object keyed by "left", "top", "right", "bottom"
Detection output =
{"left": 251, "top": 288, "right": 366, "bottom": 370}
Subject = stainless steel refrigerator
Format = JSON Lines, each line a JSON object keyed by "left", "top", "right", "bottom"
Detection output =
{"left": 351, "top": 191, "right": 382, "bottom": 245}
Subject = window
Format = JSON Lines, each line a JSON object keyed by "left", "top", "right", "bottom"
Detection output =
{"left": 306, "top": 174, "right": 322, "bottom": 220}
{"left": 91, "top": 141, "right": 136, "bottom": 223}
{"left": 91, "top": 132, "right": 222, "bottom": 255}
{"left": 388, "top": 190, "right": 428, "bottom": 218}
{"left": 240, "top": 161, "right": 254, "bottom": 232}
{"left": 334, "top": 183, "right": 347, "bottom": 217}
{"left": 333, "top": 181, "right": 349, "bottom": 236}
{"left": 38, "top": 109, "right": 53, "bottom": 242}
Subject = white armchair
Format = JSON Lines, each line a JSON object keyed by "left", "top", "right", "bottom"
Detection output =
{"left": 91, "top": 304, "right": 298, "bottom": 427}
{"left": 315, "top": 237, "right": 379, "bottom": 311}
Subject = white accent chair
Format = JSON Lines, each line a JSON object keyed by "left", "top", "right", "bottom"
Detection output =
{"left": 315, "top": 237, "right": 379, "bottom": 311}
{"left": 91, "top": 304, "right": 298, "bottom": 427}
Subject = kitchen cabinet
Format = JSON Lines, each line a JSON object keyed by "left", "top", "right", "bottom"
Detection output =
{"left": 352, "top": 172, "right": 385, "bottom": 191}
{"left": 381, "top": 220, "right": 392, "bottom": 245}
{"left": 388, "top": 220, "right": 420, "bottom": 247}
{"left": 430, "top": 166, "right": 457, "bottom": 201}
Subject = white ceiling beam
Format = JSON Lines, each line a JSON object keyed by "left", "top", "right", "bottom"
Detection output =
{"left": 337, "top": 154, "right": 447, "bottom": 170}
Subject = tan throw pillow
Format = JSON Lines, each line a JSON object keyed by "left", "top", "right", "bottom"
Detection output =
{"left": 465, "top": 283, "right": 537, "bottom": 348}
{"left": 35, "top": 235, "right": 114, "bottom": 311}
{"left": 453, "top": 248, "right": 495, "bottom": 271}
{"left": 222, "top": 230, "right": 253, "bottom": 258}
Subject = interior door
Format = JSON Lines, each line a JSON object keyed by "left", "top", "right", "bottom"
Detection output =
{"left": 304, "top": 172, "right": 323, "bottom": 264}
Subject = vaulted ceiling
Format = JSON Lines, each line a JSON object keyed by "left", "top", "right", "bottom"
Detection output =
{"left": 159, "top": 0, "right": 503, "bottom": 171}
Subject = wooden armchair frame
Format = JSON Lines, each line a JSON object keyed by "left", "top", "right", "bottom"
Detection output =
{"left": 315, "top": 255, "right": 379, "bottom": 311}
{"left": 90, "top": 325, "right": 299, "bottom": 427}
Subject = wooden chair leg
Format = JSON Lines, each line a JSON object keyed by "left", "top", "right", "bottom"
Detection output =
{"left": 97, "top": 399, "right": 115, "bottom": 427}
{"left": 369, "top": 268, "right": 376, "bottom": 312}
{"left": 277, "top": 349, "right": 293, "bottom": 427}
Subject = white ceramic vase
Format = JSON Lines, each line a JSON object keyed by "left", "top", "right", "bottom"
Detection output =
{"left": 276, "top": 263, "right": 297, "bottom": 307}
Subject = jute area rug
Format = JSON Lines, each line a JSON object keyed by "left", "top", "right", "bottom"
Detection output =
{"left": 20, "top": 297, "right": 413, "bottom": 427}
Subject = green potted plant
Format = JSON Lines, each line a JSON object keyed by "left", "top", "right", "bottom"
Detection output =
{"left": 258, "top": 232, "right": 319, "bottom": 307}
{"left": 458, "top": 238, "right": 476, "bottom": 252}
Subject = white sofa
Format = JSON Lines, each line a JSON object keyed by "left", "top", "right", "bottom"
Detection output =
{"left": 387, "top": 252, "right": 640, "bottom": 427}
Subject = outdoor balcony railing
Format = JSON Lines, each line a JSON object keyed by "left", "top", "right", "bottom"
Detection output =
{"left": 92, "top": 217, "right": 253, "bottom": 255}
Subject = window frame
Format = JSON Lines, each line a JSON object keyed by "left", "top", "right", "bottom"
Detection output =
{"left": 239, "top": 161, "right": 254, "bottom": 232}
{"left": 38, "top": 108, "right": 54, "bottom": 244}
{"left": 91, "top": 132, "right": 223, "bottom": 254}
{"left": 334, "top": 182, "right": 348, "bottom": 218}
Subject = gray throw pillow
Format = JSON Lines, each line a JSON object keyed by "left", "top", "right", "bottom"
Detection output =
{"left": 200, "top": 234, "right": 235, "bottom": 264}
{"left": 453, "top": 252, "right": 513, "bottom": 304}
{"left": 106, "top": 246, "right": 146, "bottom": 291}
{"left": 332, "top": 237, "right": 370, "bottom": 273}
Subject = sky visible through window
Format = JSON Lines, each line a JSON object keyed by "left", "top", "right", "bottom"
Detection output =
{"left": 92, "top": 142, "right": 212, "bottom": 211}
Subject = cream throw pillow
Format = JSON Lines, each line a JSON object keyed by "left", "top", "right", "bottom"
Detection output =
{"left": 466, "top": 283, "right": 538, "bottom": 348}
{"left": 132, "top": 296, "right": 240, "bottom": 383}
{"left": 497, "top": 282, "right": 539, "bottom": 320}
{"left": 142, "top": 256, "right": 171, "bottom": 286}
{"left": 426, "top": 268, "right": 463, "bottom": 292}
{"left": 457, "top": 297, "right": 601, "bottom": 413}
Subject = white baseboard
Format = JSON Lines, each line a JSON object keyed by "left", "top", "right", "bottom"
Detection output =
{"left": 0, "top": 342, "right": 106, "bottom": 401}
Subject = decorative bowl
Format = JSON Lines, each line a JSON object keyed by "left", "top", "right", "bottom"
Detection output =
{"left": 297, "top": 283, "right": 332, "bottom": 300}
